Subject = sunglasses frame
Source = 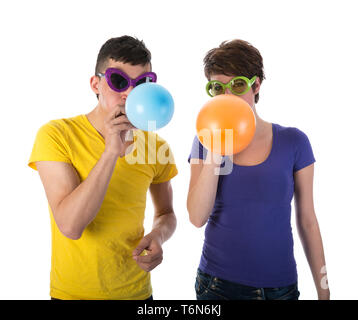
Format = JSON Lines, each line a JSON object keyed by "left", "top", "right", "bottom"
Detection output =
{"left": 96, "top": 68, "right": 157, "bottom": 93}
{"left": 206, "top": 75, "right": 257, "bottom": 97}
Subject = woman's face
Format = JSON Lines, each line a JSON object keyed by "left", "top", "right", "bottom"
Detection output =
{"left": 209, "top": 74, "right": 260, "bottom": 108}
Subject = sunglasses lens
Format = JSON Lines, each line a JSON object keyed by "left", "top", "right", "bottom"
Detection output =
{"left": 208, "top": 82, "right": 225, "bottom": 96}
{"left": 136, "top": 76, "right": 155, "bottom": 86}
{"left": 110, "top": 73, "right": 128, "bottom": 90}
{"left": 231, "top": 78, "right": 248, "bottom": 95}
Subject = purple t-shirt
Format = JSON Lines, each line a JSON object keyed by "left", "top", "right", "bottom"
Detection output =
{"left": 188, "top": 123, "right": 315, "bottom": 288}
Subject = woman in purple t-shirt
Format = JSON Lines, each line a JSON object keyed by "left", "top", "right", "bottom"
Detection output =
{"left": 187, "top": 39, "right": 330, "bottom": 300}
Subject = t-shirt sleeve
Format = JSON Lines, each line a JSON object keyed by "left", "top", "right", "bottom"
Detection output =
{"left": 151, "top": 138, "right": 178, "bottom": 184}
{"left": 28, "top": 121, "right": 72, "bottom": 171}
{"left": 187, "top": 135, "right": 208, "bottom": 163}
{"left": 293, "top": 128, "right": 316, "bottom": 172}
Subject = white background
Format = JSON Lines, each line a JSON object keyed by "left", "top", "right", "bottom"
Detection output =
{"left": 0, "top": 0, "right": 357, "bottom": 300}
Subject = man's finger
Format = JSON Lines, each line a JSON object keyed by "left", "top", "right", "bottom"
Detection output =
{"left": 110, "top": 124, "right": 134, "bottom": 133}
{"left": 135, "top": 256, "right": 163, "bottom": 272}
{"left": 111, "top": 116, "right": 133, "bottom": 126}
{"left": 133, "top": 237, "right": 150, "bottom": 257}
{"left": 106, "top": 105, "right": 123, "bottom": 121}
{"left": 134, "top": 251, "right": 162, "bottom": 264}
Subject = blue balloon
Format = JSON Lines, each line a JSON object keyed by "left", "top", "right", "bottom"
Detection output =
{"left": 125, "top": 83, "right": 174, "bottom": 131}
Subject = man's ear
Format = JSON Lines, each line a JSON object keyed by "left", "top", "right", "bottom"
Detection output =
{"left": 90, "top": 75, "right": 100, "bottom": 95}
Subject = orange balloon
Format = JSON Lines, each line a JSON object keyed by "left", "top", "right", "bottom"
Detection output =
{"left": 196, "top": 95, "right": 256, "bottom": 155}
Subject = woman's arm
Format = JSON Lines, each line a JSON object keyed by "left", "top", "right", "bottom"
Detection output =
{"left": 187, "top": 152, "right": 223, "bottom": 228}
{"left": 294, "top": 163, "right": 330, "bottom": 300}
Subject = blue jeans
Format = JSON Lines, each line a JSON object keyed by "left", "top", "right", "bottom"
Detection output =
{"left": 195, "top": 269, "right": 300, "bottom": 300}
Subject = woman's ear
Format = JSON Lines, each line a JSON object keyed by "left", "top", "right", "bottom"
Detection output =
{"left": 253, "top": 77, "right": 261, "bottom": 95}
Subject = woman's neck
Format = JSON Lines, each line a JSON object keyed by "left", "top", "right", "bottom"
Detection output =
{"left": 251, "top": 105, "right": 270, "bottom": 139}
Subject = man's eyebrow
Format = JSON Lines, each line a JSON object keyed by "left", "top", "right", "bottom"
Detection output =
{"left": 108, "top": 66, "right": 123, "bottom": 72}
{"left": 133, "top": 71, "right": 153, "bottom": 79}
{"left": 107, "top": 66, "right": 152, "bottom": 79}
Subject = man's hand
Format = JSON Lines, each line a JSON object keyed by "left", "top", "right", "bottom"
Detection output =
{"left": 132, "top": 231, "right": 163, "bottom": 272}
{"left": 103, "top": 106, "right": 135, "bottom": 158}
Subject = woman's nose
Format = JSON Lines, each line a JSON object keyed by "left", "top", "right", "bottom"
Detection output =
{"left": 225, "top": 87, "right": 232, "bottom": 95}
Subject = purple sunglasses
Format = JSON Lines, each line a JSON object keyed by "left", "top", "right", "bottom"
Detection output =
{"left": 96, "top": 68, "right": 157, "bottom": 93}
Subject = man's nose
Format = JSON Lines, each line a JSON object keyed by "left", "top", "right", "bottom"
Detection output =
{"left": 120, "top": 86, "right": 134, "bottom": 102}
{"left": 124, "top": 85, "right": 134, "bottom": 95}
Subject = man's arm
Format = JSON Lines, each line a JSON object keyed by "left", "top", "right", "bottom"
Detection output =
{"left": 294, "top": 163, "right": 330, "bottom": 300}
{"left": 36, "top": 106, "right": 135, "bottom": 240}
{"left": 132, "top": 180, "right": 176, "bottom": 272}
{"left": 36, "top": 150, "right": 118, "bottom": 239}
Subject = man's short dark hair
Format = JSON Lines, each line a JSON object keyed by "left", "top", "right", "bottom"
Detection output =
{"left": 95, "top": 36, "right": 152, "bottom": 75}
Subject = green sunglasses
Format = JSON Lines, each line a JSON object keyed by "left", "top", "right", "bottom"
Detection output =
{"left": 206, "top": 75, "right": 257, "bottom": 97}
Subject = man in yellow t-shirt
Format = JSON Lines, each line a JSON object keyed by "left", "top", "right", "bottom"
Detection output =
{"left": 28, "top": 36, "right": 178, "bottom": 300}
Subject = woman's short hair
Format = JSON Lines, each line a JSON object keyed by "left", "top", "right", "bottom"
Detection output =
{"left": 204, "top": 39, "right": 265, "bottom": 103}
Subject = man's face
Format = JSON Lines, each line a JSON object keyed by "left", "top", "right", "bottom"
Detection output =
{"left": 210, "top": 74, "right": 259, "bottom": 108}
{"left": 92, "top": 59, "right": 151, "bottom": 115}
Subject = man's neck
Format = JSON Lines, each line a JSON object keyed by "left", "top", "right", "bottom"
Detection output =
{"left": 86, "top": 105, "right": 106, "bottom": 138}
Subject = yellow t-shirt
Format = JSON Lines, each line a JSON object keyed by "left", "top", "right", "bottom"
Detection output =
{"left": 28, "top": 114, "right": 178, "bottom": 300}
